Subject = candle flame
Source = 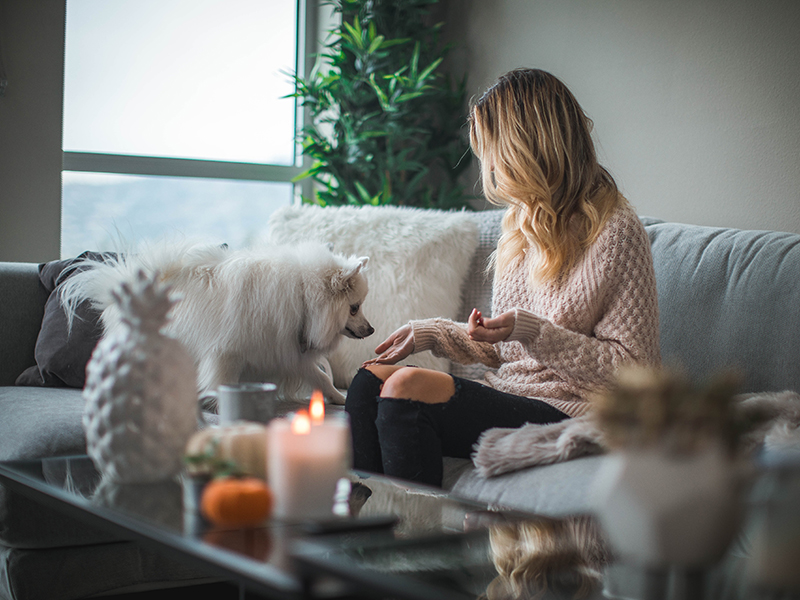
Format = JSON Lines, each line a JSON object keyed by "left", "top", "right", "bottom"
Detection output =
{"left": 310, "top": 390, "right": 325, "bottom": 424}
{"left": 291, "top": 410, "right": 311, "bottom": 435}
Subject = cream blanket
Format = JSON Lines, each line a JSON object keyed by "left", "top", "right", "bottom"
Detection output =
{"left": 472, "top": 391, "right": 800, "bottom": 478}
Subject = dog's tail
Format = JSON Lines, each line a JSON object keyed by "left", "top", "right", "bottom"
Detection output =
{"left": 59, "top": 253, "right": 132, "bottom": 333}
{"left": 60, "top": 240, "right": 232, "bottom": 334}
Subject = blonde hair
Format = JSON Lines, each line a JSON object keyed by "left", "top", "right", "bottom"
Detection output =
{"left": 469, "top": 69, "right": 625, "bottom": 284}
{"left": 481, "top": 517, "right": 609, "bottom": 600}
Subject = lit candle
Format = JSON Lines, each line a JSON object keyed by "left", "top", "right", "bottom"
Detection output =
{"left": 267, "top": 391, "right": 350, "bottom": 520}
{"left": 309, "top": 390, "right": 325, "bottom": 425}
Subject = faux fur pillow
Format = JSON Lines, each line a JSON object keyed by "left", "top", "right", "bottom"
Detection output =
{"left": 267, "top": 205, "right": 479, "bottom": 389}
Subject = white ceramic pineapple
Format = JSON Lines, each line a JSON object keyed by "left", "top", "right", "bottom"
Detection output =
{"left": 83, "top": 270, "right": 199, "bottom": 483}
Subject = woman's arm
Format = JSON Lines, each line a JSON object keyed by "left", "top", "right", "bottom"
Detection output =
{"left": 364, "top": 318, "right": 502, "bottom": 368}
{"left": 412, "top": 318, "right": 502, "bottom": 368}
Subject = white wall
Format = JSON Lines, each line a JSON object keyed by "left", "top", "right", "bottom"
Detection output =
{"left": 0, "top": 0, "right": 65, "bottom": 262}
{"left": 445, "top": 0, "right": 800, "bottom": 233}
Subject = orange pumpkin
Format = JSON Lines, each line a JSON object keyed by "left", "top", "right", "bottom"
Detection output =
{"left": 200, "top": 477, "right": 274, "bottom": 527}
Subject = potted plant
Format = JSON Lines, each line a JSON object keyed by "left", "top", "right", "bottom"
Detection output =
{"left": 290, "top": 0, "right": 472, "bottom": 209}
{"left": 591, "top": 366, "right": 754, "bottom": 568}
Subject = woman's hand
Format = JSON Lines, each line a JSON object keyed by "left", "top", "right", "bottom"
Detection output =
{"left": 468, "top": 308, "right": 515, "bottom": 343}
{"left": 362, "top": 324, "right": 415, "bottom": 366}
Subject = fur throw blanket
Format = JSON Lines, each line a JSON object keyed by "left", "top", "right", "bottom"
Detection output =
{"left": 472, "top": 391, "right": 800, "bottom": 478}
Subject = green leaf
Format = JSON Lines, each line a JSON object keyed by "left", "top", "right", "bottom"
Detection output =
{"left": 418, "top": 57, "right": 443, "bottom": 84}
{"left": 410, "top": 41, "right": 420, "bottom": 79}
{"left": 354, "top": 180, "right": 371, "bottom": 203}
{"left": 396, "top": 91, "right": 424, "bottom": 103}
{"left": 367, "top": 34, "right": 384, "bottom": 54}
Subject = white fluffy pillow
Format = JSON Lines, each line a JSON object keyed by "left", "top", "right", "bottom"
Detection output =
{"left": 267, "top": 205, "right": 479, "bottom": 389}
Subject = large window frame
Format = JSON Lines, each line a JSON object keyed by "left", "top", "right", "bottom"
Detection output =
{"left": 61, "top": 0, "right": 316, "bottom": 201}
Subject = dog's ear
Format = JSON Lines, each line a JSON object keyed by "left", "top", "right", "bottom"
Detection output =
{"left": 331, "top": 256, "right": 369, "bottom": 291}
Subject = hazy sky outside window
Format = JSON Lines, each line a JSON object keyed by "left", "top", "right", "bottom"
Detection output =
{"left": 61, "top": 0, "right": 299, "bottom": 257}
{"left": 63, "top": 0, "right": 297, "bottom": 164}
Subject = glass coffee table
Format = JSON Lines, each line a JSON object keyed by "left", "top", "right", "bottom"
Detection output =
{"left": 5, "top": 453, "right": 794, "bottom": 600}
{"left": 0, "top": 455, "right": 612, "bottom": 600}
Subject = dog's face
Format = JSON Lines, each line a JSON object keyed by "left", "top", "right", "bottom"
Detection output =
{"left": 301, "top": 252, "right": 374, "bottom": 355}
{"left": 338, "top": 257, "right": 374, "bottom": 340}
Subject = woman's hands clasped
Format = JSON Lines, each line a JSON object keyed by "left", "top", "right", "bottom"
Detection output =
{"left": 468, "top": 308, "right": 516, "bottom": 343}
{"left": 362, "top": 323, "right": 415, "bottom": 366}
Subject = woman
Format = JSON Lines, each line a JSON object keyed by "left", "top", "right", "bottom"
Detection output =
{"left": 345, "top": 68, "right": 661, "bottom": 487}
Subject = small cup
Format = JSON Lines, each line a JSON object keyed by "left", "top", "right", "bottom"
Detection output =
{"left": 217, "top": 383, "right": 277, "bottom": 425}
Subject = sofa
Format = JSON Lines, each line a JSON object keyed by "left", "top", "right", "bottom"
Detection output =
{"left": 2, "top": 207, "right": 800, "bottom": 599}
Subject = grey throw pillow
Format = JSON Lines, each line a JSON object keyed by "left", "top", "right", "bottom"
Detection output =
{"left": 15, "top": 252, "right": 111, "bottom": 388}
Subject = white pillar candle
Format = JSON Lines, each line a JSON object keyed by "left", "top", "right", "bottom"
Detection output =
{"left": 267, "top": 392, "right": 350, "bottom": 521}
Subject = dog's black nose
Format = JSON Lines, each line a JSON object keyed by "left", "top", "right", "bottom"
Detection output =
{"left": 366, "top": 326, "right": 375, "bottom": 337}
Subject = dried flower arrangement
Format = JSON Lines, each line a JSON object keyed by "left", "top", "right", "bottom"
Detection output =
{"left": 594, "top": 366, "right": 754, "bottom": 457}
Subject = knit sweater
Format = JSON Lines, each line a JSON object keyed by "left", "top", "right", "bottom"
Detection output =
{"left": 410, "top": 203, "right": 661, "bottom": 418}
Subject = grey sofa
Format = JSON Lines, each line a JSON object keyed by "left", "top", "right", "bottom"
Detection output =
{"left": 2, "top": 212, "right": 800, "bottom": 599}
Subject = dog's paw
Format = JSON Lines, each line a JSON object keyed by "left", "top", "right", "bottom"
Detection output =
{"left": 328, "top": 389, "right": 347, "bottom": 405}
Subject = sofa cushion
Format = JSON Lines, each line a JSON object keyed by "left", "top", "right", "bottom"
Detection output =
{"left": 0, "top": 387, "right": 87, "bottom": 463}
{"left": 267, "top": 205, "right": 479, "bottom": 388}
{"left": 0, "top": 386, "right": 103, "bottom": 549}
{"left": 644, "top": 220, "right": 800, "bottom": 394}
{"left": 450, "top": 455, "right": 607, "bottom": 516}
{"left": 15, "top": 253, "right": 110, "bottom": 389}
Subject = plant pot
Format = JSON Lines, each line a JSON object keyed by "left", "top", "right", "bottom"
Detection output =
{"left": 592, "top": 445, "right": 744, "bottom": 568}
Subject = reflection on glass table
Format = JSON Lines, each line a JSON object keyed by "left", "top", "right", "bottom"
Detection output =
{"left": 3, "top": 455, "right": 799, "bottom": 600}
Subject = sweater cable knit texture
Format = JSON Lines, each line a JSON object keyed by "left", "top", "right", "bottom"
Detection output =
{"left": 411, "top": 203, "right": 661, "bottom": 418}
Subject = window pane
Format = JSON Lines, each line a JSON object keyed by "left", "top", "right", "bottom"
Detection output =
{"left": 61, "top": 172, "right": 291, "bottom": 257}
{"left": 63, "top": 0, "right": 297, "bottom": 165}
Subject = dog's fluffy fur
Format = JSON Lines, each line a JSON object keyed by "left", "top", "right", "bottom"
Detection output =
{"left": 60, "top": 240, "right": 374, "bottom": 405}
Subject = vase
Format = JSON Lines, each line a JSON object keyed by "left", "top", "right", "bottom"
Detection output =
{"left": 592, "top": 445, "right": 744, "bottom": 568}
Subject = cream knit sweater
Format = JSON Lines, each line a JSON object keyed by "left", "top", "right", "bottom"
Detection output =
{"left": 410, "top": 203, "right": 661, "bottom": 418}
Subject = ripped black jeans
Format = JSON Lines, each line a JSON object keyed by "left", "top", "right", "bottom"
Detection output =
{"left": 344, "top": 367, "right": 569, "bottom": 487}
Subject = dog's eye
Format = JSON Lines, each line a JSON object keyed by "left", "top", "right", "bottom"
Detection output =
{"left": 350, "top": 304, "right": 359, "bottom": 316}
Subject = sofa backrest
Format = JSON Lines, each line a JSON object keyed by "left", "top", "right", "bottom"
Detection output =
{"left": 643, "top": 218, "right": 800, "bottom": 394}
{"left": 0, "top": 262, "right": 48, "bottom": 386}
{"left": 455, "top": 211, "right": 800, "bottom": 395}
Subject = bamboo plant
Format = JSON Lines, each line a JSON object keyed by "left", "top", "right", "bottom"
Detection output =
{"left": 290, "top": 0, "right": 472, "bottom": 209}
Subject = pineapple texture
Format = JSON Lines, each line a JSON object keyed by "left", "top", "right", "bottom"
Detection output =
{"left": 83, "top": 270, "right": 199, "bottom": 483}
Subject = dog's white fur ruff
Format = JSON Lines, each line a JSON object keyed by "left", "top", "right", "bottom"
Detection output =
{"left": 60, "top": 240, "right": 373, "bottom": 405}
{"left": 473, "top": 391, "right": 800, "bottom": 477}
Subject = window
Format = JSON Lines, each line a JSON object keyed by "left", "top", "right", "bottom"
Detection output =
{"left": 61, "top": 0, "right": 310, "bottom": 257}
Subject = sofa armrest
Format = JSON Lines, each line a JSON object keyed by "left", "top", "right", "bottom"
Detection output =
{"left": 0, "top": 262, "right": 47, "bottom": 385}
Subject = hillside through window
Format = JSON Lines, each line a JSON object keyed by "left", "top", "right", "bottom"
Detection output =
{"left": 61, "top": 0, "right": 302, "bottom": 256}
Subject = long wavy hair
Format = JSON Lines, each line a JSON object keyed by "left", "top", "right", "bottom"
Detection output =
{"left": 481, "top": 517, "right": 609, "bottom": 600}
{"left": 469, "top": 68, "right": 625, "bottom": 284}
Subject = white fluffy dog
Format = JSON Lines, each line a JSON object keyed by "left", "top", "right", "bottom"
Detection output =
{"left": 60, "top": 240, "right": 373, "bottom": 405}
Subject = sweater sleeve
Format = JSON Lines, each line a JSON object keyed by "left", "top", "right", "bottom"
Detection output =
{"left": 506, "top": 214, "right": 661, "bottom": 390}
{"left": 410, "top": 318, "right": 502, "bottom": 369}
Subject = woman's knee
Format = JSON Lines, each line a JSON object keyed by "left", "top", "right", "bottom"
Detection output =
{"left": 345, "top": 368, "right": 383, "bottom": 412}
{"left": 381, "top": 367, "right": 455, "bottom": 404}
{"left": 363, "top": 364, "right": 402, "bottom": 382}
